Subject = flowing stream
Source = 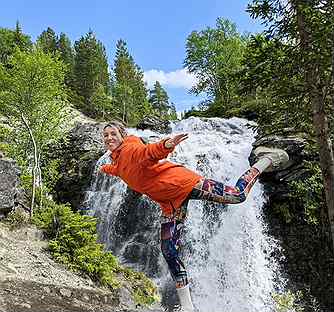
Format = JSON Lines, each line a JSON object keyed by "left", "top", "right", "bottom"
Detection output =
{"left": 84, "top": 117, "right": 284, "bottom": 312}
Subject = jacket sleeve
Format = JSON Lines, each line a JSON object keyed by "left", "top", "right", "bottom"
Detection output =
{"left": 131, "top": 139, "right": 175, "bottom": 165}
{"left": 100, "top": 164, "right": 117, "bottom": 176}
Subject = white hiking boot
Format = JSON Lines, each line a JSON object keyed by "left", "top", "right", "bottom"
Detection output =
{"left": 253, "top": 146, "right": 289, "bottom": 172}
{"left": 176, "top": 284, "right": 194, "bottom": 312}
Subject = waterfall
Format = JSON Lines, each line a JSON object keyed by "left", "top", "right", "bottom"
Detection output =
{"left": 84, "top": 117, "right": 284, "bottom": 312}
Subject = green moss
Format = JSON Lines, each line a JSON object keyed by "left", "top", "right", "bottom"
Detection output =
{"left": 273, "top": 202, "right": 293, "bottom": 224}
{"left": 272, "top": 290, "right": 304, "bottom": 312}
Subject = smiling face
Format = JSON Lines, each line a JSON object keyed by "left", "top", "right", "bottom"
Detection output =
{"left": 103, "top": 125, "right": 124, "bottom": 152}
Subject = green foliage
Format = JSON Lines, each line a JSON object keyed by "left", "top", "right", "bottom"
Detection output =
{"left": 33, "top": 199, "right": 159, "bottom": 304}
{"left": 36, "top": 27, "right": 58, "bottom": 55}
{"left": 184, "top": 17, "right": 247, "bottom": 115}
{"left": 90, "top": 83, "right": 114, "bottom": 119}
{"left": 121, "top": 267, "right": 160, "bottom": 305}
{"left": 272, "top": 290, "right": 304, "bottom": 312}
{"left": 0, "top": 48, "right": 66, "bottom": 119}
{"left": 149, "top": 81, "right": 175, "bottom": 120}
{"left": 243, "top": 0, "right": 333, "bottom": 136}
{"left": 0, "top": 23, "right": 32, "bottom": 66}
{"left": 288, "top": 162, "right": 324, "bottom": 225}
{"left": 56, "top": 33, "right": 75, "bottom": 88}
{"left": 33, "top": 200, "right": 120, "bottom": 288}
{"left": 5, "top": 208, "right": 30, "bottom": 229}
{"left": 0, "top": 48, "right": 70, "bottom": 212}
{"left": 238, "top": 34, "right": 313, "bottom": 135}
{"left": 41, "top": 159, "right": 62, "bottom": 193}
{"left": 0, "top": 47, "right": 69, "bottom": 159}
{"left": 273, "top": 202, "right": 293, "bottom": 224}
{"left": 73, "top": 30, "right": 110, "bottom": 117}
{"left": 272, "top": 161, "right": 324, "bottom": 225}
{"left": 112, "top": 39, "right": 152, "bottom": 125}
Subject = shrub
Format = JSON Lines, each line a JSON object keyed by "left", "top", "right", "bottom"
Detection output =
{"left": 32, "top": 198, "right": 159, "bottom": 305}
{"left": 288, "top": 161, "right": 324, "bottom": 225}
{"left": 5, "top": 207, "right": 30, "bottom": 229}
{"left": 272, "top": 290, "right": 304, "bottom": 312}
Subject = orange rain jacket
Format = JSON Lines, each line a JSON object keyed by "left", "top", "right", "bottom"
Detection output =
{"left": 100, "top": 135, "right": 202, "bottom": 217}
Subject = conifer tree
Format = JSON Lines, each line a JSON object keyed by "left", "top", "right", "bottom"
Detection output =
{"left": 149, "top": 81, "right": 170, "bottom": 118}
{"left": 57, "top": 33, "right": 73, "bottom": 67}
{"left": 168, "top": 102, "right": 178, "bottom": 120}
{"left": 112, "top": 39, "right": 151, "bottom": 125}
{"left": 37, "top": 27, "right": 58, "bottom": 55}
{"left": 13, "top": 21, "right": 31, "bottom": 51}
{"left": 0, "top": 23, "right": 32, "bottom": 65}
{"left": 56, "top": 33, "right": 74, "bottom": 87}
{"left": 72, "top": 30, "right": 110, "bottom": 116}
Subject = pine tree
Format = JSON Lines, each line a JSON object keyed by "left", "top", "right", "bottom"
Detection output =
{"left": 0, "top": 23, "right": 32, "bottom": 65}
{"left": 57, "top": 33, "right": 73, "bottom": 67}
{"left": 13, "top": 21, "right": 31, "bottom": 51}
{"left": 112, "top": 39, "right": 150, "bottom": 125}
{"left": 56, "top": 33, "right": 74, "bottom": 87}
{"left": 168, "top": 102, "right": 178, "bottom": 120}
{"left": 149, "top": 81, "right": 170, "bottom": 118}
{"left": 37, "top": 27, "right": 58, "bottom": 55}
{"left": 72, "top": 30, "right": 110, "bottom": 116}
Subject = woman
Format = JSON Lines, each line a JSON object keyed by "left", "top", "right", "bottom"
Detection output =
{"left": 99, "top": 120, "right": 289, "bottom": 312}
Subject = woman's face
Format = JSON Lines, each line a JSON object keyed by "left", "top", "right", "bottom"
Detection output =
{"left": 103, "top": 126, "right": 124, "bottom": 151}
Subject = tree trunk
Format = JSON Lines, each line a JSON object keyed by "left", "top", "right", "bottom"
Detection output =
{"left": 122, "top": 101, "right": 126, "bottom": 123}
{"left": 21, "top": 113, "right": 38, "bottom": 218}
{"left": 295, "top": 1, "right": 334, "bottom": 250}
{"left": 37, "top": 152, "right": 43, "bottom": 210}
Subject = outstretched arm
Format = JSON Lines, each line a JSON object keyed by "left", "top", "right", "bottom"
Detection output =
{"left": 132, "top": 133, "right": 189, "bottom": 165}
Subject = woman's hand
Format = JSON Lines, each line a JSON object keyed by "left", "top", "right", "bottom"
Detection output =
{"left": 164, "top": 133, "right": 189, "bottom": 149}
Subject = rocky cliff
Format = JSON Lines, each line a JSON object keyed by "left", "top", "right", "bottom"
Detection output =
{"left": 250, "top": 133, "right": 334, "bottom": 312}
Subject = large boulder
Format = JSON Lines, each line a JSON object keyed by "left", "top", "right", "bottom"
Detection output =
{"left": 54, "top": 121, "right": 105, "bottom": 209}
{"left": 0, "top": 155, "right": 21, "bottom": 218}
{"left": 136, "top": 116, "right": 172, "bottom": 134}
{"left": 249, "top": 134, "right": 310, "bottom": 201}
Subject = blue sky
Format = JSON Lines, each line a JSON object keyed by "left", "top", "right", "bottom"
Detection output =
{"left": 1, "top": 0, "right": 263, "bottom": 112}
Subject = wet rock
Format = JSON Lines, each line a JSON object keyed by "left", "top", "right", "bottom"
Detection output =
{"left": 136, "top": 116, "right": 172, "bottom": 134}
{"left": 54, "top": 121, "right": 105, "bottom": 209}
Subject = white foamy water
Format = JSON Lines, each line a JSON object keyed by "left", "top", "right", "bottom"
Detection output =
{"left": 85, "top": 117, "right": 284, "bottom": 312}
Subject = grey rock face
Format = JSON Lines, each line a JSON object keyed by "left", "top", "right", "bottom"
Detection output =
{"left": 55, "top": 122, "right": 105, "bottom": 209}
{"left": 0, "top": 157, "right": 21, "bottom": 217}
{"left": 136, "top": 116, "right": 172, "bottom": 134}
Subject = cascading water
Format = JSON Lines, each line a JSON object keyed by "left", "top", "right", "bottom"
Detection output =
{"left": 84, "top": 117, "right": 285, "bottom": 312}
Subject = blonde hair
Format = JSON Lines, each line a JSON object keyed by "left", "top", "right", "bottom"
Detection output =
{"left": 103, "top": 120, "right": 128, "bottom": 138}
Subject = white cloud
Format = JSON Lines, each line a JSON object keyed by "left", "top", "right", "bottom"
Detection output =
{"left": 144, "top": 68, "right": 197, "bottom": 89}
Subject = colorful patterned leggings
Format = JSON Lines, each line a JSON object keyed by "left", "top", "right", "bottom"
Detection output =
{"left": 160, "top": 167, "right": 260, "bottom": 287}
